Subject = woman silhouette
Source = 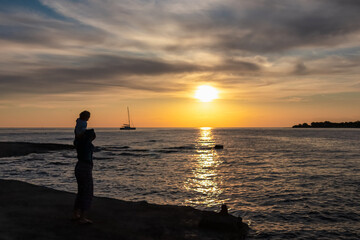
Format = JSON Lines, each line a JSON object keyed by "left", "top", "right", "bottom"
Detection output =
{"left": 73, "top": 129, "right": 96, "bottom": 224}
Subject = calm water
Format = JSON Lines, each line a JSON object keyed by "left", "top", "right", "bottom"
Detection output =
{"left": 0, "top": 128, "right": 359, "bottom": 239}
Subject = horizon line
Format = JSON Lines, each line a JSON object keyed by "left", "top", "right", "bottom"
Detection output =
{"left": 0, "top": 126, "right": 294, "bottom": 129}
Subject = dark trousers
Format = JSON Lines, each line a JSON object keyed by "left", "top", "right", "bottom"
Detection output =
{"left": 74, "top": 162, "right": 93, "bottom": 211}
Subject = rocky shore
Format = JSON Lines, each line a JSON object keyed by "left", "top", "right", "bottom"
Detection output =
{"left": 0, "top": 142, "right": 74, "bottom": 158}
{"left": 0, "top": 142, "right": 249, "bottom": 239}
{"left": 0, "top": 179, "right": 248, "bottom": 240}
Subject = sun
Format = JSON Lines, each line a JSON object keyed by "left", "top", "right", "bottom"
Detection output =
{"left": 194, "top": 85, "right": 219, "bottom": 102}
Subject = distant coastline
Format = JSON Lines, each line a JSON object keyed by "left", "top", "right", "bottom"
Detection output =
{"left": 292, "top": 121, "right": 360, "bottom": 128}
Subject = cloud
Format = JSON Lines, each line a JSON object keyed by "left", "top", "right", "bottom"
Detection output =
{"left": 0, "top": 55, "right": 200, "bottom": 96}
{"left": 38, "top": 0, "right": 360, "bottom": 53}
{"left": 290, "top": 55, "right": 360, "bottom": 76}
{"left": 0, "top": 12, "right": 108, "bottom": 48}
{"left": 0, "top": 0, "right": 359, "bottom": 101}
{"left": 292, "top": 62, "right": 308, "bottom": 75}
{"left": 177, "top": 0, "right": 360, "bottom": 53}
{"left": 0, "top": 52, "right": 264, "bottom": 98}
{"left": 213, "top": 59, "right": 261, "bottom": 72}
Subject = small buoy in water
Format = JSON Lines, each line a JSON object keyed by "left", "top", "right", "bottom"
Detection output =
{"left": 214, "top": 144, "right": 224, "bottom": 149}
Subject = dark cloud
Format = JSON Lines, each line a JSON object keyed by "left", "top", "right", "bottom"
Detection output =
{"left": 0, "top": 55, "right": 198, "bottom": 96}
{"left": 331, "top": 0, "right": 360, "bottom": 7}
{"left": 293, "top": 62, "right": 308, "bottom": 75}
{"left": 213, "top": 59, "right": 261, "bottom": 72}
{"left": 3, "top": 0, "right": 360, "bottom": 55}
{"left": 290, "top": 56, "right": 360, "bottom": 76}
{"left": 0, "top": 53, "right": 262, "bottom": 97}
{"left": 176, "top": 0, "right": 360, "bottom": 53}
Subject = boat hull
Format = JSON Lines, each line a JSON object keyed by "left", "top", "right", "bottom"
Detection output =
{"left": 120, "top": 127, "right": 136, "bottom": 130}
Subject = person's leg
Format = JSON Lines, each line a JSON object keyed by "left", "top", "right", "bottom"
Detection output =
{"left": 77, "top": 164, "right": 93, "bottom": 223}
{"left": 72, "top": 163, "right": 81, "bottom": 220}
{"left": 72, "top": 209, "right": 81, "bottom": 220}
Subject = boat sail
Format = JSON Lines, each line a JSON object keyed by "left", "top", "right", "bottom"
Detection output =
{"left": 120, "top": 107, "right": 136, "bottom": 130}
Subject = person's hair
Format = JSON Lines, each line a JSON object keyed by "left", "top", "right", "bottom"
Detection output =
{"left": 79, "top": 110, "right": 90, "bottom": 120}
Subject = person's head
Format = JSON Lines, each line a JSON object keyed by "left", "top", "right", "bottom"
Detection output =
{"left": 79, "top": 110, "right": 91, "bottom": 121}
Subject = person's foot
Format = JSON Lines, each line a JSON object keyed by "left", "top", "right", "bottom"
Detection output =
{"left": 71, "top": 210, "right": 81, "bottom": 221}
{"left": 78, "top": 218, "right": 93, "bottom": 224}
{"left": 71, "top": 216, "right": 80, "bottom": 221}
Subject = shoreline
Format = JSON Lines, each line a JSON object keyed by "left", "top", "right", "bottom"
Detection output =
{"left": 292, "top": 121, "right": 360, "bottom": 128}
{"left": 0, "top": 142, "right": 249, "bottom": 239}
{"left": 0, "top": 142, "right": 74, "bottom": 158}
{"left": 0, "top": 179, "right": 248, "bottom": 239}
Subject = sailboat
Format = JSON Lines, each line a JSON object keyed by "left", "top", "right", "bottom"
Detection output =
{"left": 120, "top": 107, "right": 136, "bottom": 130}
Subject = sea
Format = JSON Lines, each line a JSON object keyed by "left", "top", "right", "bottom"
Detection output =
{"left": 0, "top": 128, "right": 359, "bottom": 239}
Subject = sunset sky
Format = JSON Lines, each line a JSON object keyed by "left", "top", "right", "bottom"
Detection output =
{"left": 0, "top": 0, "right": 359, "bottom": 127}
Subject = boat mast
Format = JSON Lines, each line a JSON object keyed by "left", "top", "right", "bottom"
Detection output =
{"left": 127, "top": 106, "right": 131, "bottom": 126}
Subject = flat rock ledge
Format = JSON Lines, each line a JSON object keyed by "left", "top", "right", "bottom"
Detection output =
{"left": 0, "top": 142, "right": 74, "bottom": 158}
{"left": 0, "top": 179, "right": 249, "bottom": 240}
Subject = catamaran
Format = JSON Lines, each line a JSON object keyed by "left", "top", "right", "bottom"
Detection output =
{"left": 120, "top": 107, "right": 136, "bottom": 130}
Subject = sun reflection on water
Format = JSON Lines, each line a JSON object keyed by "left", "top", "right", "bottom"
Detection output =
{"left": 184, "top": 127, "right": 224, "bottom": 209}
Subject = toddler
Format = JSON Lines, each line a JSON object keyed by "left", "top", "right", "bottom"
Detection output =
{"left": 74, "top": 110, "right": 91, "bottom": 139}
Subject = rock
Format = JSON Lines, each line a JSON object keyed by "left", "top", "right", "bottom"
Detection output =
{"left": 0, "top": 142, "right": 74, "bottom": 158}
{"left": 199, "top": 205, "right": 249, "bottom": 239}
{"left": 0, "top": 179, "right": 249, "bottom": 240}
{"left": 214, "top": 145, "right": 224, "bottom": 149}
{"left": 219, "top": 204, "right": 229, "bottom": 215}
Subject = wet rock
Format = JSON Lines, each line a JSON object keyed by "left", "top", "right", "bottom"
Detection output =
{"left": 0, "top": 180, "right": 249, "bottom": 240}
{"left": 199, "top": 205, "right": 249, "bottom": 239}
{"left": 0, "top": 142, "right": 74, "bottom": 158}
{"left": 219, "top": 204, "right": 229, "bottom": 215}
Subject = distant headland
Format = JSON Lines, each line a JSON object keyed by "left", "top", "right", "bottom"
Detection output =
{"left": 292, "top": 121, "right": 360, "bottom": 128}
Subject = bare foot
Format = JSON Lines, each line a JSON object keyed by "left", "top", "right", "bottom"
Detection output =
{"left": 78, "top": 218, "right": 93, "bottom": 224}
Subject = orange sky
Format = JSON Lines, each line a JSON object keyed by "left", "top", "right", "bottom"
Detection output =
{"left": 1, "top": 90, "right": 358, "bottom": 128}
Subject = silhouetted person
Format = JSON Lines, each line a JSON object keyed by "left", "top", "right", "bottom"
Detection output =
{"left": 74, "top": 110, "right": 90, "bottom": 143}
{"left": 73, "top": 112, "right": 95, "bottom": 224}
